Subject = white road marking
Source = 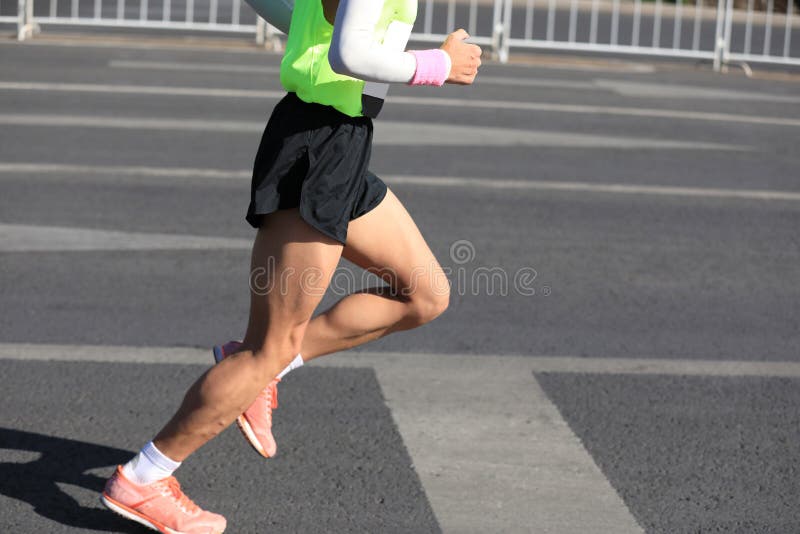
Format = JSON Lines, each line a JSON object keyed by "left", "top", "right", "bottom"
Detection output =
{"left": 388, "top": 94, "right": 800, "bottom": 127}
{"left": 104, "top": 60, "right": 800, "bottom": 104}
{"left": 7, "top": 344, "right": 800, "bottom": 531}
{"left": 109, "top": 59, "right": 282, "bottom": 75}
{"left": 0, "top": 81, "right": 797, "bottom": 127}
{"left": 386, "top": 175, "right": 800, "bottom": 201}
{"left": 3, "top": 344, "right": 800, "bottom": 377}
{"left": 0, "top": 81, "right": 286, "bottom": 99}
{"left": 0, "top": 224, "right": 251, "bottom": 252}
{"left": 333, "top": 352, "right": 644, "bottom": 534}
{"left": 107, "top": 59, "right": 598, "bottom": 90}
{"left": 0, "top": 113, "right": 748, "bottom": 150}
{"left": 0, "top": 162, "right": 251, "bottom": 179}
{"left": 375, "top": 121, "right": 747, "bottom": 150}
{"left": 0, "top": 37, "right": 274, "bottom": 54}
{"left": 0, "top": 113, "right": 263, "bottom": 132}
{"left": 452, "top": 76, "right": 800, "bottom": 104}
{"left": 2, "top": 163, "right": 799, "bottom": 202}
{"left": 478, "top": 75, "right": 600, "bottom": 90}
{"left": 593, "top": 79, "right": 800, "bottom": 104}
{"left": 503, "top": 57, "right": 656, "bottom": 73}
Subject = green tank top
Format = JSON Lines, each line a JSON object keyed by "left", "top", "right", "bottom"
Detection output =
{"left": 280, "top": 0, "right": 417, "bottom": 118}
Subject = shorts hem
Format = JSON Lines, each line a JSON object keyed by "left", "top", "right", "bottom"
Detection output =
{"left": 352, "top": 185, "right": 388, "bottom": 221}
{"left": 247, "top": 206, "right": 346, "bottom": 245}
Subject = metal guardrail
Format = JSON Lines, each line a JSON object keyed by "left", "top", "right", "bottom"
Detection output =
{"left": 10, "top": 0, "right": 799, "bottom": 70}
{"left": 13, "top": 0, "right": 269, "bottom": 38}
{"left": 494, "top": 0, "right": 798, "bottom": 68}
{"left": 0, "top": 0, "right": 21, "bottom": 26}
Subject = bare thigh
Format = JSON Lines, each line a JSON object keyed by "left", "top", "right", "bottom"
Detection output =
{"left": 343, "top": 189, "right": 449, "bottom": 306}
{"left": 243, "top": 208, "right": 344, "bottom": 358}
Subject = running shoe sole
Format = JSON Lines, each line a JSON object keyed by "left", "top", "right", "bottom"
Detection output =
{"left": 212, "top": 345, "right": 271, "bottom": 459}
{"left": 101, "top": 493, "right": 225, "bottom": 534}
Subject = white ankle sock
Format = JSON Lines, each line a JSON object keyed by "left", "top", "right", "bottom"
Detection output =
{"left": 276, "top": 353, "right": 304, "bottom": 380}
{"left": 122, "top": 441, "right": 181, "bottom": 486}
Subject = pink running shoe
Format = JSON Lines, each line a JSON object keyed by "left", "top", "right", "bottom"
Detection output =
{"left": 101, "top": 465, "right": 226, "bottom": 534}
{"left": 213, "top": 341, "right": 280, "bottom": 458}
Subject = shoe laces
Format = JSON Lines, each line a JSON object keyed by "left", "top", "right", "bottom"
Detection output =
{"left": 158, "top": 477, "right": 200, "bottom": 515}
{"left": 257, "top": 378, "right": 280, "bottom": 412}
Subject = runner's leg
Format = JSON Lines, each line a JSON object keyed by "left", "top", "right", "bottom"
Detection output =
{"left": 153, "top": 209, "right": 343, "bottom": 461}
{"left": 300, "top": 189, "right": 450, "bottom": 361}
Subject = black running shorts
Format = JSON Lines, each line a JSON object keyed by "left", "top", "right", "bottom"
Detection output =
{"left": 245, "top": 92, "right": 388, "bottom": 244}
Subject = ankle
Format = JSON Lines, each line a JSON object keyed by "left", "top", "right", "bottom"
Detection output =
{"left": 122, "top": 441, "right": 181, "bottom": 486}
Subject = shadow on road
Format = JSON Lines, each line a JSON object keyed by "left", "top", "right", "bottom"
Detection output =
{"left": 0, "top": 427, "right": 146, "bottom": 532}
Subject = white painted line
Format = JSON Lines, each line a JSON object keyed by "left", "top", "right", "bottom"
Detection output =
{"left": 353, "top": 353, "right": 644, "bottom": 533}
{"left": 5, "top": 343, "right": 646, "bottom": 532}
{"left": 109, "top": 59, "right": 597, "bottom": 90}
{"left": 2, "top": 163, "right": 799, "bottom": 202}
{"left": 0, "top": 162, "right": 250, "bottom": 179}
{"left": 105, "top": 60, "right": 800, "bottom": 104}
{"left": 387, "top": 175, "right": 800, "bottom": 201}
{"left": 593, "top": 79, "right": 800, "bottom": 104}
{"left": 479, "top": 76, "right": 800, "bottom": 104}
{"left": 2, "top": 344, "right": 800, "bottom": 377}
{"left": 0, "top": 81, "right": 797, "bottom": 128}
{"left": 0, "top": 343, "right": 212, "bottom": 364}
{"left": 109, "top": 59, "right": 282, "bottom": 75}
{"left": 107, "top": 60, "right": 596, "bottom": 89}
{"left": 0, "top": 81, "right": 286, "bottom": 99}
{"left": 0, "top": 114, "right": 748, "bottom": 150}
{"left": 0, "top": 113, "right": 263, "bottom": 133}
{"left": 0, "top": 37, "right": 273, "bottom": 54}
{"left": 504, "top": 57, "right": 656, "bottom": 74}
{"left": 478, "top": 75, "right": 598, "bottom": 89}
{"left": 325, "top": 351, "right": 800, "bottom": 378}
{"left": 375, "top": 121, "right": 747, "bottom": 150}
{"left": 387, "top": 95, "right": 800, "bottom": 128}
{"left": 0, "top": 224, "right": 251, "bottom": 252}
{"left": 9, "top": 344, "right": 800, "bottom": 531}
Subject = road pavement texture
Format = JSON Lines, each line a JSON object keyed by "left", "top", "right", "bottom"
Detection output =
{"left": 1, "top": 37, "right": 799, "bottom": 533}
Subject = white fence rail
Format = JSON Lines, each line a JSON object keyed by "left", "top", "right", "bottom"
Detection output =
{"left": 12, "top": 0, "right": 275, "bottom": 41}
{"left": 496, "top": 0, "right": 798, "bottom": 67}
{"left": 0, "top": 0, "right": 21, "bottom": 25}
{"left": 8, "top": 0, "right": 800, "bottom": 70}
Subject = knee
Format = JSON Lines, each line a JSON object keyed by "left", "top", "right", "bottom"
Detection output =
{"left": 406, "top": 287, "right": 450, "bottom": 327}
{"left": 248, "top": 322, "right": 306, "bottom": 372}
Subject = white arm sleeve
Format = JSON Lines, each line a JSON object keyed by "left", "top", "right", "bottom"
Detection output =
{"left": 244, "top": 0, "right": 293, "bottom": 34}
{"left": 328, "top": 0, "right": 418, "bottom": 83}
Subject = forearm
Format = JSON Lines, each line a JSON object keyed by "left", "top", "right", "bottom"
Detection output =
{"left": 328, "top": 0, "right": 451, "bottom": 85}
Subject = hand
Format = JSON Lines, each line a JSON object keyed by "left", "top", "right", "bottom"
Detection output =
{"left": 440, "top": 29, "right": 482, "bottom": 85}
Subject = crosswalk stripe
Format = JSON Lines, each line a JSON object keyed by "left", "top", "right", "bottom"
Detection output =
{"left": 0, "top": 343, "right": 651, "bottom": 533}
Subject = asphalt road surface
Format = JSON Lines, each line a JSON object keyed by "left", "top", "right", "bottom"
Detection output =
{"left": 1, "top": 35, "right": 799, "bottom": 533}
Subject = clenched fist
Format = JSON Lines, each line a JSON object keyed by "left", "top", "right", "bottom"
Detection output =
{"left": 440, "top": 29, "right": 482, "bottom": 85}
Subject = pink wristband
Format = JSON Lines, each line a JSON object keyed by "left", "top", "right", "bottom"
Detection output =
{"left": 409, "top": 49, "right": 450, "bottom": 86}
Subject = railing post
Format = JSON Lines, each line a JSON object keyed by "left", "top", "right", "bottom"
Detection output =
{"left": 17, "top": 0, "right": 26, "bottom": 40}
{"left": 712, "top": 0, "right": 726, "bottom": 71}
{"left": 491, "top": 0, "right": 504, "bottom": 61}
{"left": 491, "top": 0, "right": 511, "bottom": 62}
{"left": 255, "top": 16, "right": 266, "bottom": 45}
{"left": 17, "top": 0, "right": 37, "bottom": 40}
{"left": 500, "top": 0, "right": 512, "bottom": 63}
{"left": 722, "top": 0, "right": 734, "bottom": 64}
